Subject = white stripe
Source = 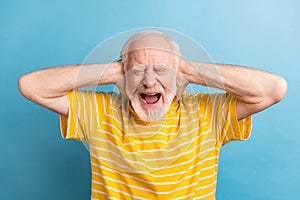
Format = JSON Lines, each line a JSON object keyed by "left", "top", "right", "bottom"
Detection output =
{"left": 137, "top": 137, "right": 215, "bottom": 153}
{"left": 241, "top": 118, "right": 248, "bottom": 140}
{"left": 123, "top": 115, "right": 203, "bottom": 129}
{"left": 95, "top": 174, "right": 158, "bottom": 194}
{"left": 210, "top": 94, "right": 218, "bottom": 131}
{"left": 204, "top": 94, "right": 210, "bottom": 119}
{"left": 124, "top": 118, "right": 207, "bottom": 137}
{"left": 119, "top": 108, "right": 202, "bottom": 122}
{"left": 92, "top": 180, "right": 150, "bottom": 200}
{"left": 89, "top": 96, "right": 93, "bottom": 140}
{"left": 127, "top": 139, "right": 170, "bottom": 145}
{"left": 200, "top": 164, "right": 218, "bottom": 172}
{"left": 228, "top": 96, "right": 236, "bottom": 140}
{"left": 89, "top": 130, "right": 214, "bottom": 162}
{"left": 184, "top": 99, "right": 201, "bottom": 107}
{"left": 93, "top": 126, "right": 210, "bottom": 153}
{"left": 65, "top": 94, "right": 71, "bottom": 139}
{"left": 92, "top": 166, "right": 217, "bottom": 186}
{"left": 81, "top": 92, "right": 87, "bottom": 125}
{"left": 194, "top": 189, "right": 216, "bottom": 199}
{"left": 90, "top": 190, "right": 118, "bottom": 200}
{"left": 93, "top": 127, "right": 205, "bottom": 148}
{"left": 99, "top": 122, "right": 122, "bottom": 136}
{"left": 91, "top": 169, "right": 216, "bottom": 196}
{"left": 196, "top": 180, "right": 216, "bottom": 190}
{"left": 223, "top": 128, "right": 229, "bottom": 145}
{"left": 119, "top": 102, "right": 203, "bottom": 121}
{"left": 125, "top": 123, "right": 178, "bottom": 128}
{"left": 97, "top": 120, "right": 209, "bottom": 148}
{"left": 175, "top": 192, "right": 195, "bottom": 200}
{"left": 101, "top": 93, "right": 106, "bottom": 114}
{"left": 108, "top": 105, "right": 119, "bottom": 113}
{"left": 89, "top": 146, "right": 219, "bottom": 172}
{"left": 102, "top": 105, "right": 204, "bottom": 130}
{"left": 74, "top": 100, "right": 80, "bottom": 139}
{"left": 94, "top": 93, "right": 100, "bottom": 128}
{"left": 91, "top": 155, "right": 218, "bottom": 179}
{"left": 222, "top": 101, "right": 229, "bottom": 143}
{"left": 197, "top": 92, "right": 205, "bottom": 107}
{"left": 125, "top": 131, "right": 177, "bottom": 137}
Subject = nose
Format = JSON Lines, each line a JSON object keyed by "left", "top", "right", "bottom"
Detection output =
{"left": 143, "top": 69, "right": 156, "bottom": 88}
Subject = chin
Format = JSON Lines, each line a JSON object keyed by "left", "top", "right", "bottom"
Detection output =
{"left": 137, "top": 105, "right": 168, "bottom": 122}
{"left": 130, "top": 93, "right": 175, "bottom": 122}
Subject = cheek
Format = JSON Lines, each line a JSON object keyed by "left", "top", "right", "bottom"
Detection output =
{"left": 126, "top": 74, "right": 143, "bottom": 93}
{"left": 157, "top": 73, "right": 177, "bottom": 90}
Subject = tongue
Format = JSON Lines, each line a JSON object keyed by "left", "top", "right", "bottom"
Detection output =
{"left": 144, "top": 94, "right": 159, "bottom": 104}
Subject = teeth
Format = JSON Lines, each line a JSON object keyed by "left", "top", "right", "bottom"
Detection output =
{"left": 145, "top": 93, "right": 157, "bottom": 95}
{"left": 141, "top": 93, "right": 161, "bottom": 100}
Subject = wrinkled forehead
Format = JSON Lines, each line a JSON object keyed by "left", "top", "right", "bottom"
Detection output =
{"left": 122, "top": 33, "right": 180, "bottom": 71}
{"left": 127, "top": 48, "right": 177, "bottom": 66}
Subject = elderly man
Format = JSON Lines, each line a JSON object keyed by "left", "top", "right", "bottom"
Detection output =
{"left": 19, "top": 30, "right": 287, "bottom": 199}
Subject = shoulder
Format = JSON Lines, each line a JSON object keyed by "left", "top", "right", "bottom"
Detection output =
{"left": 181, "top": 92, "right": 234, "bottom": 112}
{"left": 69, "top": 90, "right": 121, "bottom": 104}
{"left": 181, "top": 92, "right": 209, "bottom": 104}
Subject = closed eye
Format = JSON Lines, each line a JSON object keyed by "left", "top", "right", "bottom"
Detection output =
{"left": 131, "top": 66, "right": 145, "bottom": 75}
{"left": 133, "top": 70, "right": 144, "bottom": 76}
{"left": 154, "top": 65, "right": 168, "bottom": 74}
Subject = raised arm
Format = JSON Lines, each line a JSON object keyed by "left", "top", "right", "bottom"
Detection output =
{"left": 179, "top": 61, "right": 288, "bottom": 120}
{"left": 18, "top": 62, "right": 124, "bottom": 116}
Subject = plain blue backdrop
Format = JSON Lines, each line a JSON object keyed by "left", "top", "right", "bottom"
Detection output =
{"left": 1, "top": 0, "right": 299, "bottom": 199}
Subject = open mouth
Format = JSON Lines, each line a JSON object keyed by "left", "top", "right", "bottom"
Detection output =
{"left": 141, "top": 93, "right": 161, "bottom": 105}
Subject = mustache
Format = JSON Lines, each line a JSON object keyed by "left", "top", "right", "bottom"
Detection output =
{"left": 136, "top": 85, "right": 164, "bottom": 94}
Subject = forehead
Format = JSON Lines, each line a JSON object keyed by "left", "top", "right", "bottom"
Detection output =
{"left": 127, "top": 49, "right": 176, "bottom": 68}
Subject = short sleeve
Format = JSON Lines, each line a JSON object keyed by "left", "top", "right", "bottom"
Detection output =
{"left": 214, "top": 93, "right": 252, "bottom": 146}
{"left": 59, "top": 90, "right": 106, "bottom": 142}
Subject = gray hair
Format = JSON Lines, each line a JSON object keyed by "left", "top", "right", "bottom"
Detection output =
{"left": 120, "top": 30, "right": 181, "bottom": 67}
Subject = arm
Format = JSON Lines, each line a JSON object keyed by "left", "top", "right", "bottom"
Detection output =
{"left": 179, "top": 61, "right": 288, "bottom": 120}
{"left": 18, "top": 62, "right": 124, "bottom": 116}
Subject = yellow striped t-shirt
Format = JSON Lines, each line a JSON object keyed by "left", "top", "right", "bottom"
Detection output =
{"left": 60, "top": 90, "right": 251, "bottom": 200}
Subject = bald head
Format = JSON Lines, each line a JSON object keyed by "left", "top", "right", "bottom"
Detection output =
{"left": 120, "top": 30, "right": 181, "bottom": 65}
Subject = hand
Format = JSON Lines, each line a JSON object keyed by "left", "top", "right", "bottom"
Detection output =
{"left": 114, "top": 61, "right": 126, "bottom": 95}
{"left": 175, "top": 58, "right": 189, "bottom": 97}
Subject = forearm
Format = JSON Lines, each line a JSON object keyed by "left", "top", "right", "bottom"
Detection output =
{"left": 19, "top": 62, "right": 123, "bottom": 103}
{"left": 181, "top": 61, "right": 287, "bottom": 104}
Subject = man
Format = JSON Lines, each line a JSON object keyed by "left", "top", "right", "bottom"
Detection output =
{"left": 18, "top": 30, "right": 287, "bottom": 199}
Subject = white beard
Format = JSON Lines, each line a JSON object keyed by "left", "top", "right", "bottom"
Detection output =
{"left": 132, "top": 100, "right": 169, "bottom": 122}
{"left": 129, "top": 88, "right": 176, "bottom": 122}
{"left": 125, "top": 74, "right": 178, "bottom": 122}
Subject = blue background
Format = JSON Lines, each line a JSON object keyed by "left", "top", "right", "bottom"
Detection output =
{"left": 1, "top": 0, "right": 299, "bottom": 199}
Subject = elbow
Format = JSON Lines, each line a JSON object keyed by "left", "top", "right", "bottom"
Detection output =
{"left": 18, "top": 74, "right": 34, "bottom": 99}
{"left": 18, "top": 74, "right": 27, "bottom": 97}
{"left": 272, "top": 76, "right": 288, "bottom": 103}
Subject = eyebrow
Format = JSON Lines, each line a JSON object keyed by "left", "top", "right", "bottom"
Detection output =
{"left": 154, "top": 65, "right": 168, "bottom": 69}
{"left": 131, "top": 65, "right": 146, "bottom": 70}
